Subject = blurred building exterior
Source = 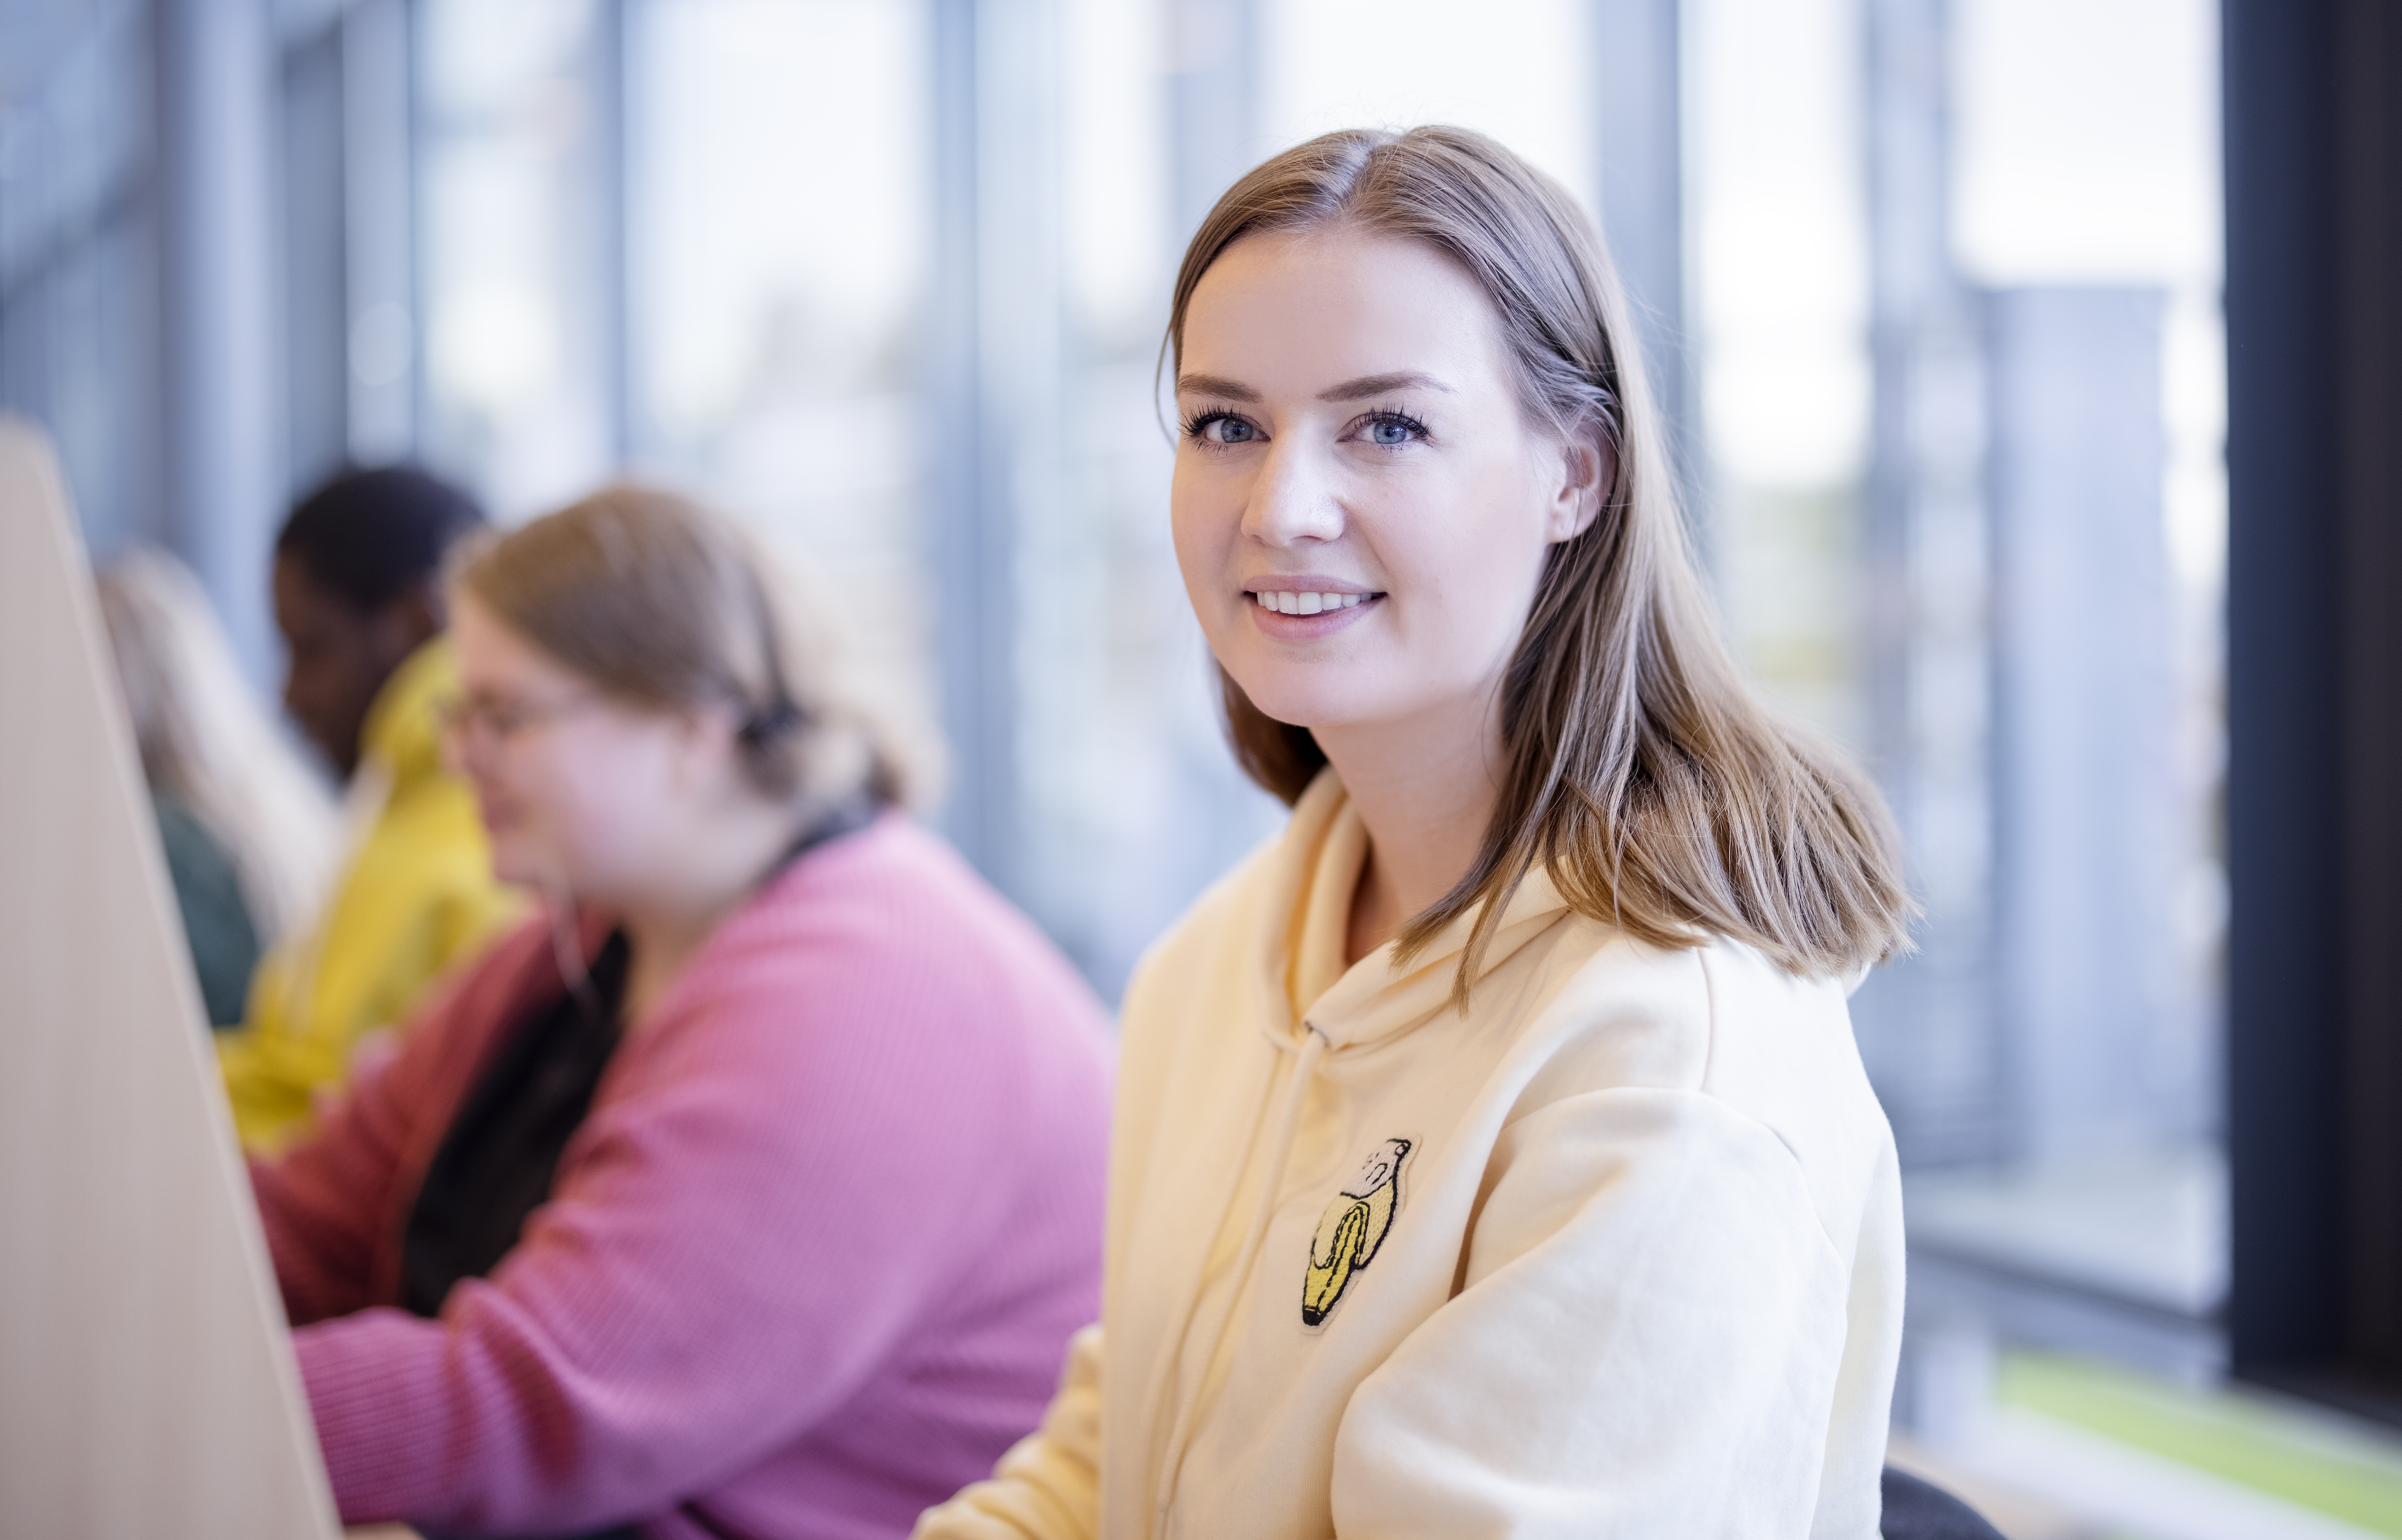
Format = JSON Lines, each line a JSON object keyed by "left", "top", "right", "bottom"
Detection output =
{"left": 3, "top": 0, "right": 2254, "bottom": 1434}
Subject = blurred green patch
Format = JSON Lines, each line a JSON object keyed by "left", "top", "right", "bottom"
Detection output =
{"left": 2000, "top": 1352, "right": 2402, "bottom": 1536}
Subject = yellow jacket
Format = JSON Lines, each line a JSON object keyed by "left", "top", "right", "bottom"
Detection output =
{"left": 219, "top": 639, "right": 522, "bottom": 1150}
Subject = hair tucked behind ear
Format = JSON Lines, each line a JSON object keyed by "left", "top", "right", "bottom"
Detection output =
{"left": 451, "top": 484, "right": 926, "bottom": 820}
{"left": 1171, "top": 126, "right": 1915, "bottom": 996}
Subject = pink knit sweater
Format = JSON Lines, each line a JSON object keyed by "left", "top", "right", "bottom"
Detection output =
{"left": 251, "top": 816, "right": 1115, "bottom": 1539}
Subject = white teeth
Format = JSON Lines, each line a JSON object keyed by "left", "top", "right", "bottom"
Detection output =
{"left": 1255, "top": 590, "right": 1370, "bottom": 613}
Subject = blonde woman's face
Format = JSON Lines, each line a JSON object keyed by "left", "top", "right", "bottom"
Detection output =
{"left": 445, "top": 595, "right": 709, "bottom": 901}
{"left": 1171, "top": 229, "right": 1599, "bottom": 752}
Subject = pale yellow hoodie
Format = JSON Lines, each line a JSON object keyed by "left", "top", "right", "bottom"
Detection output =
{"left": 917, "top": 770, "right": 1904, "bottom": 1540}
{"left": 217, "top": 639, "right": 522, "bottom": 1150}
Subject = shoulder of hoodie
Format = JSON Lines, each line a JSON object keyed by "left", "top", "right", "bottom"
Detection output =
{"left": 1122, "top": 823, "right": 1878, "bottom": 1125}
{"left": 1126, "top": 851, "right": 1892, "bottom": 1248}
{"left": 1510, "top": 920, "right": 1896, "bottom": 1257}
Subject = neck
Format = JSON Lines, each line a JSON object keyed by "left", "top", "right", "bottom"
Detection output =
{"left": 1315, "top": 688, "right": 1504, "bottom": 968}
{"left": 608, "top": 798, "right": 802, "bottom": 1023}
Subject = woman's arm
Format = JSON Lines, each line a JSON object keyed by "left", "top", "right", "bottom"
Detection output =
{"left": 291, "top": 991, "right": 1062, "bottom": 1533}
{"left": 1328, "top": 1088, "right": 1866, "bottom": 1540}
{"left": 247, "top": 957, "right": 491, "bottom": 1324}
{"left": 910, "top": 1325, "right": 1105, "bottom": 1540}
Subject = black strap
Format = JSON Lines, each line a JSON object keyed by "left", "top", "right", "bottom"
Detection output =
{"left": 767, "top": 793, "right": 876, "bottom": 877}
{"left": 399, "top": 798, "right": 880, "bottom": 1535}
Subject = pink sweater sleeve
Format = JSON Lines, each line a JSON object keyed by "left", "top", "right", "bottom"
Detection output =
{"left": 252, "top": 926, "right": 544, "bottom": 1325}
{"left": 295, "top": 915, "right": 1074, "bottom": 1533}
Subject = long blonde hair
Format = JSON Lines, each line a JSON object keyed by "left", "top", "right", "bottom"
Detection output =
{"left": 97, "top": 548, "right": 340, "bottom": 942}
{"left": 450, "top": 484, "right": 927, "bottom": 821}
{"left": 1169, "top": 126, "right": 1914, "bottom": 988}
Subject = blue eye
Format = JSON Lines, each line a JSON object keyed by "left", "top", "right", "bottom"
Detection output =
{"left": 1357, "top": 409, "right": 1429, "bottom": 447}
{"left": 1185, "top": 410, "right": 1260, "bottom": 446}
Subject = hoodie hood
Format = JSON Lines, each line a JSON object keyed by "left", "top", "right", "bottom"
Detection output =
{"left": 358, "top": 637, "right": 455, "bottom": 799}
{"left": 905, "top": 756, "right": 1907, "bottom": 1540}
{"left": 1266, "top": 770, "right": 1574, "bottom": 1057}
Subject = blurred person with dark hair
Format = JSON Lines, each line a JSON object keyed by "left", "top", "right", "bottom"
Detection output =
{"left": 217, "top": 466, "right": 524, "bottom": 1150}
{"left": 97, "top": 548, "right": 341, "bottom": 1025}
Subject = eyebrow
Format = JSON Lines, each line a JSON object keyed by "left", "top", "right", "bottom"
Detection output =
{"left": 1317, "top": 371, "right": 1453, "bottom": 402}
{"left": 1173, "top": 370, "right": 1456, "bottom": 404}
{"left": 1175, "top": 373, "right": 1261, "bottom": 402}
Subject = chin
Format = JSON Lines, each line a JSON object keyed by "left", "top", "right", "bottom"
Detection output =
{"left": 1225, "top": 667, "right": 1371, "bottom": 735}
{"left": 485, "top": 840, "right": 547, "bottom": 891}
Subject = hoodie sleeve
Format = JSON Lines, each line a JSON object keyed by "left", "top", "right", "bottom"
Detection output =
{"left": 910, "top": 1324, "right": 1105, "bottom": 1540}
{"left": 1328, "top": 1087, "right": 1856, "bottom": 1540}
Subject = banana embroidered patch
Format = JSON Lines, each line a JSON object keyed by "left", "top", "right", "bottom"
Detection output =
{"left": 1302, "top": 1138, "right": 1412, "bottom": 1327}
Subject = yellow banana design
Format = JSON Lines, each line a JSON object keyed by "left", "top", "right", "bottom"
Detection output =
{"left": 1301, "top": 1138, "right": 1411, "bottom": 1326}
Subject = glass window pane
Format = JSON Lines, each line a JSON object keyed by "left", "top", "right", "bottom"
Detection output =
{"left": 418, "top": 0, "right": 618, "bottom": 518}
{"left": 1259, "top": 0, "right": 1596, "bottom": 198}
{"left": 625, "top": 0, "right": 935, "bottom": 737}
{"left": 1691, "top": 0, "right": 2233, "bottom": 1445}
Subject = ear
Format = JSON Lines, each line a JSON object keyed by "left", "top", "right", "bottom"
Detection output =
{"left": 373, "top": 578, "right": 445, "bottom": 659}
{"left": 1544, "top": 428, "right": 1612, "bottom": 544}
{"left": 666, "top": 702, "right": 746, "bottom": 797}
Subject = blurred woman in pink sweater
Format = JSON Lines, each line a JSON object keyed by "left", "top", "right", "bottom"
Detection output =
{"left": 249, "top": 485, "right": 1116, "bottom": 1540}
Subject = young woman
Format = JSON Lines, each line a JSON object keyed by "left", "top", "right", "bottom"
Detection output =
{"left": 915, "top": 127, "right": 1913, "bottom": 1539}
{"left": 251, "top": 487, "right": 1116, "bottom": 1540}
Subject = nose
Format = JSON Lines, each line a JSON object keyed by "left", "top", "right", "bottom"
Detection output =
{"left": 1242, "top": 438, "right": 1345, "bottom": 549}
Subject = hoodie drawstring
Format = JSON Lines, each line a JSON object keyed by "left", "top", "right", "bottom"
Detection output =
{"left": 1153, "top": 1024, "right": 1329, "bottom": 1537}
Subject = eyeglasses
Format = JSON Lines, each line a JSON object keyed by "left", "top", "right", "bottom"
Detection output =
{"left": 436, "top": 689, "right": 600, "bottom": 750}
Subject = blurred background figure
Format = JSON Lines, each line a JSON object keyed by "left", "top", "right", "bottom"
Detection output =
{"left": 97, "top": 547, "right": 339, "bottom": 1027}
{"left": 217, "top": 465, "right": 523, "bottom": 1150}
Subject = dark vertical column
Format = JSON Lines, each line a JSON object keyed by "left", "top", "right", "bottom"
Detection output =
{"left": 154, "top": 0, "right": 283, "bottom": 682}
{"left": 2335, "top": 0, "right": 2402, "bottom": 1386}
{"left": 2225, "top": 0, "right": 2402, "bottom": 1395}
{"left": 1592, "top": 0, "right": 1690, "bottom": 472}
{"left": 2223, "top": 0, "right": 2348, "bottom": 1379}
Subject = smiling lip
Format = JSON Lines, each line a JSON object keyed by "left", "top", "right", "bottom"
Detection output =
{"left": 1243, "top": 577, "right": 1383, "bottom": 635}
{"left": 1243, "top": 577, "right": 1383, "bottom": 618}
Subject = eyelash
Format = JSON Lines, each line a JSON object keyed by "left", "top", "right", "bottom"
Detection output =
{"left": 1181, "top": 408, "right": 1249, "bottom": 444}
{"left": 1356, "top": 408, "right": 1430, "bottom": 446}
{"left": 1179, "top": 407, "right": 1433, "bottom": 448}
